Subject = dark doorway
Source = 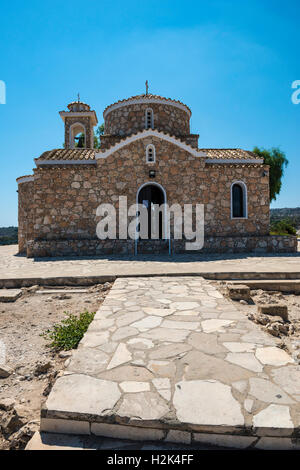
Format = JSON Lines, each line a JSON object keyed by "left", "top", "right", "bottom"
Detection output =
{"left": 138, "top": 184, "right": 165, "bottom": 239}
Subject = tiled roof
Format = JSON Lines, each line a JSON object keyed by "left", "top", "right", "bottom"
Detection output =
{"left": 16, "top": 174, "right": 34, "bottom": 181}
{"left": 35, "top": 144, "right": 261, "bottom": 163}
{"left": 202, "top": 149, "right": 262, "bottom": 160}
{"left": 35, "top": 149, "right": 96, "bottom": 162}
{"left": 103, "top": 94, "right": 192, "bottom": 115}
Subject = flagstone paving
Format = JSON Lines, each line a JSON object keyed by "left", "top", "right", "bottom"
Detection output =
{"left": 1, "top": 245, "right": 300, "bottom": 285}
{"left": 41, "top": 276, "right": 300, "bottom": 449}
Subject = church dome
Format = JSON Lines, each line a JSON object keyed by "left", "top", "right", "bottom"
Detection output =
{"left": 67, "top": 101, "right": 91, "bottom": 112}
{"left": 103, "top": 93, "right": 191, "bottom": 137}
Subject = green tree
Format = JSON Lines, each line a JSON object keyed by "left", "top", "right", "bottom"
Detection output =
{"left": 94, "top": 124, "right": 105, "bottom": 149}
{"left": 253, "top": 147, "right": 289, "bottom": 202}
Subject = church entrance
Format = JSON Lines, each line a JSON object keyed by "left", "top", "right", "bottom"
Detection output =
{"left": 137, "top": 184, "right": 165, "bottom": 240}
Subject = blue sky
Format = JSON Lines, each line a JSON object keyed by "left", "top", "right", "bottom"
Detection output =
{"left": 0, "top": 0, "right": 299, "bottom": 226}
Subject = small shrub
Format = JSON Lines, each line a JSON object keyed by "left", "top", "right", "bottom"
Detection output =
{"left": 42, "top": 311, "right": 95, "bottom": 351}
{"left": 270, "top": 218, "right": 297, "bottom": 236}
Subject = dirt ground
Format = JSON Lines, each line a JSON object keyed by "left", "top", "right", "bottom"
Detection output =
{"left": 1, "top": 279, "right": 300, "bottom": 450}
{"left": 0, "top": 283, "right": 112, "bottom": 450}
{"left": 214, "top": 281, "right": 300, "bottom": 360}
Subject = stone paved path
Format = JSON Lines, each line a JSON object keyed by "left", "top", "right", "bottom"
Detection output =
{"left": 1, "top": 245, "right": 300, "bottom": 283}
{"left": 42, "top": 277, "right": 300, "bottom": 450}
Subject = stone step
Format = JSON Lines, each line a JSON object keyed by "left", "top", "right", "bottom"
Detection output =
{"left": 0, "top": 288, "right": 22, "bottom": 302}
{"left": 26, "top": 430, "right": 300, "bottom": 451}
{"left": 230, "top": 279, "right": 300, "bottom": 293}
{"left": 2, "top": 273, "right": 300, "bottom": 289}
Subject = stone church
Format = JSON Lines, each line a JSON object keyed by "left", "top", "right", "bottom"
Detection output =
{"left": 17, "top": 91, "right": 296, "bottom": 257}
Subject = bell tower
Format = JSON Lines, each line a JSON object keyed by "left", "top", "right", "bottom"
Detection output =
{"left": 59, "top": 97, "right": 98, "bottom": 149}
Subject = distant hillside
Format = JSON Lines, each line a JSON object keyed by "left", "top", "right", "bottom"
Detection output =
{"left": 270, "top": 208, "right": 300, "bottom": 233}
{"left": 0, "top": 227, "right": 18, "bottom": 245}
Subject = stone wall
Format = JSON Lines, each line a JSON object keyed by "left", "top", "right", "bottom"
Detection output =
{"left": 173, "top": 235, "right": 298, "bottom": 254}
{"left": 18, "top": 180, "right": 34, "bottom": 254}
{"left": 104, "top": 102, "right": 190, "bottom": 137}
{"left": 27, "top": 239, "right": 135, "bottom": 258}
{"left": 28, "top": 235, "right": 297, "bottom": 258}
{"left": 21, "top": 136, "right": 272, "bottom": 258}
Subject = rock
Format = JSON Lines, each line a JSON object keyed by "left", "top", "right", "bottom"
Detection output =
{"left": 1, "top": 409, "right": 27, "bottom": 436}
{"left": 258, "top": 304, "right": 288, "bottom": 322}
{"left": 201, "top": 319, "right": 234, "bottom": 333}
{"left": 277, "top": 323, "right": 290, "bottom": 335}
{"left": 226, "top": 352, "right": 263, "bottom": 372}
{"left": 227, "top": 285, "right": 251, "bottom": 301}
{"left": 253, "top": 405, "right": 293, "bottom": 431}
{"left": 254, "top": 314, "right": 270, "bottom": 326}
{"left": 173, "top": 380, "right": 244, "bottom": 426}
{"left": 9, "top": 421, "right": 39, "bottom": 450}
{"left": 107, "top": 344, "right": 132, "bottom": 370}
{"left": 120, "top": 381, "right": 150, "bottom": 393}
{"left": 240, "top": 300, "right": 248, "bottom": 305}
{"left": 267, "top": 316, "right": 284, "bottom": 324}
{"left": 264, "top": 321, "right": 289, "bottom": 337}
{"left": 0, "top": 398, "right": 15, "bottom": 411}
{"left": 271, "top": 365, "right": 300, "bottom": 396}
{"left": 264, "top": 324, "right": 281, "bottom": 337}
{"left": 118, "top": 391, "right": 169, "bottom": 421}
{"left": 255, "top": 347, "right": 294, "bottom": 367}
{"left": 27, "top": 285, "right": 39, "bottom": 293}
{"left": 34, "top": 361, "right": 52, "bottom": 376}
{"left": 0, "top": 364, "right": 13, "bottom": 378}
{"left": 0, "top": 289, "right": 22, "bottom": 303}
{"left": 68, "top": 349, "right": 109, "bottom": 375}
{"left": 288, "top": 324, "right": 295, "bottom": 334}
{"left": 44, "top": 374, "right": 121, "bottom": 416}
{"left": 58, "top": 351, "right": 72, "bottom": 359}
{"left": 52, "top": 294, "right": 72, "bottom": 300}
{"left": 43, "top": 371, "right": 58, "bottom": 397}
{"left": 249, "top": 378, "right": 295, "bottom": 404}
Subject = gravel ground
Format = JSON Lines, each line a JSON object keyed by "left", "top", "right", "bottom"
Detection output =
{"left": 214, "top": 281, "right": 300, "bottom": 359}
{"left": 0, "top": 283, "right": 112, "bottom": 449}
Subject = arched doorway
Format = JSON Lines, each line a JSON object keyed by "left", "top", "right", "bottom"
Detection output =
{"left": 137, "top": 183, "right": 166, "bottom": 239}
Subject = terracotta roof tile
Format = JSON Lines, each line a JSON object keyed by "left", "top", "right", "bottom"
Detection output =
{"left": 34, "top": 144, "right": 262, "bottom": 164}
{"left": 202, "top": 149, "right": 262, "bottom": 160}
{"left": 36, "top": 149, "right": 96, "bottom": 162}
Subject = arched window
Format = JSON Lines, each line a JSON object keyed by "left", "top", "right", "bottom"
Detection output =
{"left": 231, "top": 182, "right": 247, "bottom": 219}
{"left": 145, "top": 108, "right": 154, "bottom": 129}
{"left": 146, "top": 144, "right": 156, "bottom": 163}
{"left": 69, "top": 122, "right": 86, "bottom": 149}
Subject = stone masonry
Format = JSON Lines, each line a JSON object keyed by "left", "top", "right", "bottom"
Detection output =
{"left": 41, "top": 277, "right": 300, "bottom": 449}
